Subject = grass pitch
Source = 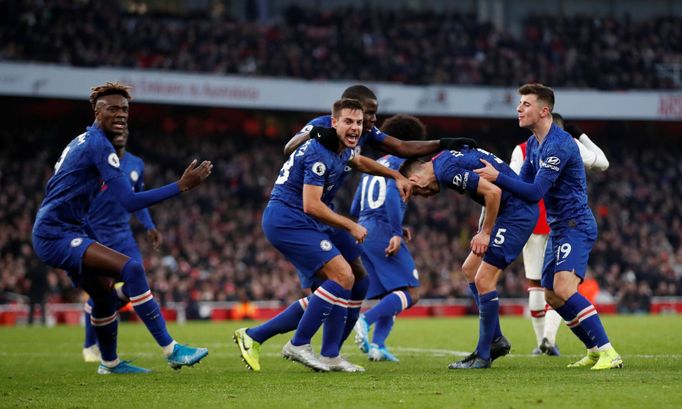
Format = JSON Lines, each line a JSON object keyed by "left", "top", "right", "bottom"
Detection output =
{"left": 1, "top": 315, "right": 681, "bottom": 409}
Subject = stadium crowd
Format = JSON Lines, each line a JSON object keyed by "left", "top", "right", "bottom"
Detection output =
{"left": 1, "top": 1, "right": 680, "bottom": 89}
{"left": 1, "top": 121, "right": 681, "bottom": 312}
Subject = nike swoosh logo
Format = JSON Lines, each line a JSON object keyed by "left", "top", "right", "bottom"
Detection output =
{"left": 556, "top": 260, "right": 567, "bottom": 265}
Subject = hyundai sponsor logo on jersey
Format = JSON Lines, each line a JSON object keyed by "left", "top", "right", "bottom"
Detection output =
{"left": 540, "top": 156, "right": 560, "bottom": 171}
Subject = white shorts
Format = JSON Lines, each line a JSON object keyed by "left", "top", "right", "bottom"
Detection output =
{"left": 522, "top": 233, "right": 549, "bottom": 280}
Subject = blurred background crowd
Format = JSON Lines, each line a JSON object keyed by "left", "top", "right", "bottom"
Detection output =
{"left": 1, "top": 0, "right": 681, "bottom": 316}
{"left": 1, "top": 112, "right": 680, "bottom": 314}
{"left": 1, "top": 1, "right": 680, "bottom": 89}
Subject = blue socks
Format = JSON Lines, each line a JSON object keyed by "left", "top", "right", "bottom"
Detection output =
{"left": 365, "top": 290, "right": 412, "bottom": 324}
{"left": 372, "top": 316, "right": 395, "bottom": 348}
{"left": 90, "top": 290, "right": 119, "bottom": 361}
{"left": 469, "top": 283, "right": 502, "bottom": 339}
{"left": 247, "top": 297, "right": 309, "bottom": 344}
{"left": 558, "top": 292, "right": 608, "bottom": 348}
{"left": 120, "top": 259, "right": 173, "bottom": 347}
{"left": 83, "top": 301, "right": 98, "bottom": 348}
{"left": 339, "top": 276, "right": 369, "bottom": 346}
{"left": 292, "top": 280, "right": 349, "bottom": 347}
{"left": 321, "top": 303, "right": 348, "bottom": 357}
{"left": 476, "top": 290, "right": 500, "bottom": 361}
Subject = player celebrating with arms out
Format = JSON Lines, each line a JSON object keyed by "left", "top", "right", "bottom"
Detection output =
{"left": 475, "top": 83, "right": 622, "bottom": 370}
{"left": 261, "top": 99, "right": 411, "bottom": 372}
{"left": 401, "top": 146, "right": 539, "bottom": 369}
{"left": 32, "top": 82, "right": 212, "bottom": 374}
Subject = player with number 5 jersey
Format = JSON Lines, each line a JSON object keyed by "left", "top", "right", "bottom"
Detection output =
{"left": 401, "top": 146, "right": 539, "bottom": 369}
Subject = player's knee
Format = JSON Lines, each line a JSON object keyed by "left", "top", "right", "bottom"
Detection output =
{"left": 544, "top": 289, "right": 562, "bottom": 308}
{"left": 474, "top": 273, "right": 495, "bottom": 294}
{"left": 462, "top": 263, "right": 477, "bottom": 282}
{"left": 407, "top": 287, "right": 420, "bottom": 305}
{"left": 120, "top": 259, "right": 149, "bottom": 294}
{"left": 349, "top": 258, "right": 368, "bottom": 280}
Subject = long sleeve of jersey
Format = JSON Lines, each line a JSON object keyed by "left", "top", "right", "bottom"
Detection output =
{"left": 385, "top": 180, "right": 404, "bottom": 237}
{"left": 575, "top": 134, "right": 609, "bottom": 171}
{"left": 495, "top": 171, "right": 552, "bottom": 203}
{"left": 350, "top": 183, "right": 362, "bottom": 219}
{"left": 107, "top": 175, "right": 180, "bottom": 213}
{"left": 132, "top": 170, "right": 156, "bottom": 230}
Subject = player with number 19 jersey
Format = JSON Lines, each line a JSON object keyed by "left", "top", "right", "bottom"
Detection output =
{"left": 520, "top": 124, "right": 597, "bottom": 289}
{"left": 263, "top": 133, "right": 356, "bottom": 288}
{"left": 350, "top": 155, "right": 418, "bottom": 298}
{"left": 433, "top": 148, "right": 539, "bottom": 269}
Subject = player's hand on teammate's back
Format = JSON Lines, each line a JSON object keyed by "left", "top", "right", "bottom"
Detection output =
{"left": 146, "top": 228, "right": 163, "bottom": 251}
{"left": 474, "top": 159, "right": 499, "bottom": 182}
{"left": 350, "top": 223, "right": 368, "bottom": 244}
{"left": 440, "top": 137, "right": 478, "bottom": 150}
{"left": 564, "top": 124, "right": 583, "bottom": 139}
{"left": 395, "top": 176, "right": 412, "bottom": 202}
{"left": 178, "top": 159, "right": 213, "bottom": 191}
{"left": 470, "top": 231, "right": 490, "bottom": 256}
{"left": 385, "top": 235, "right": 402, "bottom": 256}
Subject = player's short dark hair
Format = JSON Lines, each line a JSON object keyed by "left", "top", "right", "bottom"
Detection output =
{"left": 399, "top": 158, "right": 427, "bottom": 178}
{"left": 89, "top": 82, "right": 132, "bottom": 110}
{"left": 381, "top": 114, "right": 427, "bottom": 142}
{"left": 552, "top": 112, "right": 564, "bottom": 129}
{"left": 518, "top": 83, "right": 554, "bottom": 111}
{"left": 332, "top": 98, "right": 364, "bottom": 118}
{"left": 342, "top": 85, "right": 377, "bottom": 102}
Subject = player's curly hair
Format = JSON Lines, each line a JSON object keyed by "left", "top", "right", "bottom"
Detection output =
{"left": 89, "top": 82, "right": 132, "bottom": 110}
{"left": 381, "top": 114, "right": 427, "bottom": 142}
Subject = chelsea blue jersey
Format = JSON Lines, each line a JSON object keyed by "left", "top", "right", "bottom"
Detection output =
{"left": 33, "top": 124, "right": 124, "bottom": 239}
{"left": 521, "top": 124, "right": 592, "bottom": 227}
{"left": 350, "top": 155, "right": 406, "bottom": 238}
{"left": 85, "top": 151, "right": 155, "bottom": 241}
{"left": 270, "top": 135, "right": 356, "bottom": 211}
{"left": 432, "top": 147, "right": 520, "bottom": 207}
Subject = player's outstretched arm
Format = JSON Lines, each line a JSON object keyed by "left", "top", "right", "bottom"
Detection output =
{"left": 565, "top": 124, "right": 609, "bottom": 171}
{"left": 108, "top": 159, "right": 212, "bottom": 213}
{"left": 379, "top": 136, "right": 478, "bottom": 158}
{"left": 350, "top": 155, "right": 412, "bottom": 201}
{"left": 475, "top": 159, "right": 550, "bottom": 203}
{"left": 302, "top": 184, "right": 367, "bottom": 243}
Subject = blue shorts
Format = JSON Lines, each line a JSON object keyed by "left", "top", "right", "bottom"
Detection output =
{"left": 32, "top": 230, "right": 96, "bottom": 287}
{"left": 360, "top": 222, "right": 418, "bottom": 299}
{"left": 96, "top": 229, "right": 143, "bottom": 264}
{"left": 295, "top": 226, "right": 361, "bottom": 289}
{"left": 262, "top": 202, "right": 342, "bottom": 289}
{"left": 483, "top": 201, "right": 538, "bottom": 270}
{"left": 541, "top": 220, "right": 597, "bottom": 290}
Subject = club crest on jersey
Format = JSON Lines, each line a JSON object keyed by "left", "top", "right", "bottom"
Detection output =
{"left": 70, "top": 238, "right": 83, "bottom": 247}
{"left": 540, "top": 156, "right": 560, "bottom": 171}
{"left": 320, "top": 240, "right": 332, "bottom": 251}
{"left": 312, "top": 162, "right": 326, "bottom": 176}
{"left": 108, "top": 153, "right": 120, "bottom": 168}
{"left": 130, "top": 170, "right": 139, "bottom": 182}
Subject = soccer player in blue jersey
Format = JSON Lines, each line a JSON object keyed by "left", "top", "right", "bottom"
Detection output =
{"left": 475, "top": 83, "right": 623, "bottom": 370}
{"left": 234, "top": 85, "right": 474, "bottom": 371}
{"left": 81, "top": 128, "right": 163, "bottom": 362}
{"left": 260, "top": 99, "right": 411, "bottom": 372}
{"left": 32, "top": 82, "right": 212, "bottom": 374}
{"left": 349, "top": 114, "right": 426, "bottom": 362}
{"left": 401, "top": 147, "right": 539, "bottom": 369}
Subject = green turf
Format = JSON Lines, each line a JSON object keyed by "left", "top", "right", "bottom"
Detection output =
{"left": 1, "top": 315, "right": 681, "bottom": 409}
